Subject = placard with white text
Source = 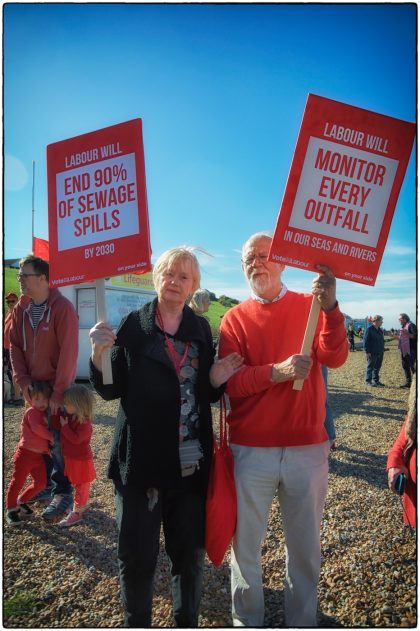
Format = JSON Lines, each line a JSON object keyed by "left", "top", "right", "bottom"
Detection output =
{"left": 47, "top": 119, "right": 151, "bottom": 287}
{"left": 269, "top": 94, "right": 415, "bottom": 285}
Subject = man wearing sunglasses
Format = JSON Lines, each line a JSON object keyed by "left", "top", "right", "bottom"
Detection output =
{"left": 9, "top": 254, "right": 79, "bottom": 522}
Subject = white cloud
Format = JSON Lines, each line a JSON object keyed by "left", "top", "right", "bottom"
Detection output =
{"left": 385, "top": 243, "right": 416, "bottom": 256}
{"left": 5, "top": 155, "right": 29, "bottom": 192}
{"left": 375, "top": 270, "right": 417, "bottom": 286}
{"left": 340, "top": 296, "right": 416, "bottom": 329}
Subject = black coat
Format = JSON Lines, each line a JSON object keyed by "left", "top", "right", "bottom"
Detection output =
{"left": 90, "top": 298, "right": 223, "bottom": 492}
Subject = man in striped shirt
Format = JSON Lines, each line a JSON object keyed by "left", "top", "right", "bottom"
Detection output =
{"left": 10, "top": 255, "right": 79, "bottom": 522}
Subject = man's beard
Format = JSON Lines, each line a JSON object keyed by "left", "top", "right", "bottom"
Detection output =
{"left": 249, "top": 273, "right": 270, "bottom": 295}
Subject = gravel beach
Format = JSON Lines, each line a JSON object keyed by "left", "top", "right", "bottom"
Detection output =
{"left": 3, "top": 340, "right": 417, "bottom": 628}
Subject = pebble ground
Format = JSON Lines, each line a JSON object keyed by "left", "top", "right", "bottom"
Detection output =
{"left": 3, "top": 339, "right": 416, "bottom": 628}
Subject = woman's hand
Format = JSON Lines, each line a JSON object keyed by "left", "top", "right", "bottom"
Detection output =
{"left": 59, "top": 415, "right": 68, "bottom": 427}
{"left": 210, "top": 352, "right": 244, "bottom": 388}
{"left": 312, "top": 265, "right": 337, "bottom": 311}
{"left": 89, "top": 321, "right": 117, "bottom": 371}
{"left": 388, "top": 465, "right": 409, "bottom": 492}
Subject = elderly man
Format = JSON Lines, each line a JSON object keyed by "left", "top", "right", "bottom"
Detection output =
{"left": 218, "top": 232, "right": 348, "bottom": 627}
{"left": 363, "top": 315, "right": 385, "bottom": 387}
{"left": 9, "top": 255, "right": 79, "bottom": 522}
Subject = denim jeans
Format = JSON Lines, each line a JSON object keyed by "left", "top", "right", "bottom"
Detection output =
{"left": 114, "top": 481, "right": 205, "bottom": 628}
{"left": 365, "top": 353, "right": 383, "bottom": 384}
{"left": 50, "top": 429, "right": 72, "bottom": 496}
{"left": 322, "top": 366, "right": 335, "bottom": 441}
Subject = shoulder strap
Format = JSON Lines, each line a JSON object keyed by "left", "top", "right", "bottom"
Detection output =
{"left": 218, "top": 393, "right": 229, "bottom": 449}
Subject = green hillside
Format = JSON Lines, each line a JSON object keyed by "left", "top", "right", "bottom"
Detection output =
{"left": 206, "top": 300, "right": 231, "bottom": 336}
{"left": 4, "top": 267, "right": 20, "bottom": 307}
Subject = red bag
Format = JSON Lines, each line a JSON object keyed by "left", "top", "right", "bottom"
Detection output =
{"left": 205, "top": 394, "right": 237, "bottom": 566}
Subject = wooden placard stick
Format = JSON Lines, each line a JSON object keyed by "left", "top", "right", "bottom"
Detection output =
{"left": 95, "top": 278, "right": 113, "bottom": 385}
{"left": 293, "top": 296, "right": 321, "bottom": 391}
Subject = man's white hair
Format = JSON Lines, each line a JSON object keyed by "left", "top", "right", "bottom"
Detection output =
{"left": 241, "top": 232, "right": 273, "bottom": 259}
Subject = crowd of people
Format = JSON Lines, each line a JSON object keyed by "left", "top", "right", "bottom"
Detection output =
{"left": 362, "top": 313, "right": 417, "bottom": 389}
{"left": 4, "top": 244, "right": 417, "bottom": 628}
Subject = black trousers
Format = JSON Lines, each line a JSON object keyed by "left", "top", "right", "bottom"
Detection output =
{"left": 401, "top": 352, "right": 416, "bottom": 384}
{"left": 114, "top": 481, "right": 206, "bottom": 628}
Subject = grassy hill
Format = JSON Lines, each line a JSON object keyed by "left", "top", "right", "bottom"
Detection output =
{"left": 206, "top": 299, "right": 231, "bottom": 336}
{"left": 4, "top": 267, "right": 20, "bottom": 307}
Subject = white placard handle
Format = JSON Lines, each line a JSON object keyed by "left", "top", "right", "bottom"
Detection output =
{"left": 293, "top": 296, "right": 321, "bottom": 391}
{"left": 95, "top": 279, "right": 113, "bottom": 385}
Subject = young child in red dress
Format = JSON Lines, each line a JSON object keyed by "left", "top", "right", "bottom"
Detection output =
{"left": 58, "top": 384, "right": 96, "bottom": 527}
{"left": 6, "top": 381, "right": 53, "bottom": 525}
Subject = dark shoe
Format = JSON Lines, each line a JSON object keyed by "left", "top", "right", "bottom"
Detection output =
{"left": 367, "top": 382, "right": 377, "bottom": 387}
{"left": 6, "top": 509, "right": 22, "bottom": 526}
{"left": 399, "top": 383, "right": 411, "bottom": 388}
{"left": 375, "top": 382, "right": 385, "bottom": 387}
{"left": 18, "top": 502, "right": 34, "bottom": 517}
{"left": 42, "top": 494, "right": 73, "bottom": 521}
{"left": 26, "top": 486, "right": 53, "bottom": 504}
{"left": 317, "top": 612, "right": 343, "bottom": 627}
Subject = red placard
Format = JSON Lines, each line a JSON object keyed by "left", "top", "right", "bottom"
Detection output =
{"left": 269, "top": 95, "right": 415, "bottom": 285}
{"left": 47, "top": 119, "right": 151, "bottom": 287}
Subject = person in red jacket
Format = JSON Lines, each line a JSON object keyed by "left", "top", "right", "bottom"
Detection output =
{"left": 9, "top": 255, "right": 79, "bottom": 522}
{"left": 58, "top": 384, "right": 96, "bottom": 527}
{"left": 3, "top": 292, "right": 22, "bottom": 404}
{"left": 387, "top": 377, "right": 416, "bottom": 531}
{"left": 218, "top": 232, "right": 349, "bottom": 627}
{"left": 6, "top": 381, "right": 53, "bottom": 525}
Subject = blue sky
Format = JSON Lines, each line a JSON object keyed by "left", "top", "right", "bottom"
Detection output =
{"left": 4, "top": 3, "right": 416, "bottom": 329}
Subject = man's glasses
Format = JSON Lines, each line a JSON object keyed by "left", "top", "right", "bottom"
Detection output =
{"left": 242, "top": 254, "right": 269, "bottom": 267}
{"left": 16, "top": 273, "right": 41, "bottom": 280}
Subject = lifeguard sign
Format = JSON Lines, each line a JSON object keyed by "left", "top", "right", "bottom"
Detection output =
{"left": 269, "top": 94, "right": 415, "bottom": 285}
{"left": 47, "top": 118, "right": 151, "bottom": 287}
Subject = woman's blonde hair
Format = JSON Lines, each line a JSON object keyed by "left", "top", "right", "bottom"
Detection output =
{"left": 63, "top": 384, "right": 94, "bottom": 423}
{"left": 153, "top": 246, "right": 201, "bottom": 296}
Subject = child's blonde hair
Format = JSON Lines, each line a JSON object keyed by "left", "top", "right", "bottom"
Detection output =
{"left": 63, "top": 384, "right": 94, "bottom": 423}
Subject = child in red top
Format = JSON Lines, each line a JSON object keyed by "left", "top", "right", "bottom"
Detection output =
{"left": 6, "top": 381, "right": 53, "bottom": 526}
{"left": 58, "top": 384, "right": 96, "bottom": 527}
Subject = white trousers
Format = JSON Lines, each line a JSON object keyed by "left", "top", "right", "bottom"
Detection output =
{"left": 230, "top": 441, "right": 330, "bottom": 627}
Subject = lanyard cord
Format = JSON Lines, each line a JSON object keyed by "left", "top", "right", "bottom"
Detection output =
{"left": 156, "top": 307, "right": 190, "bottom": 376}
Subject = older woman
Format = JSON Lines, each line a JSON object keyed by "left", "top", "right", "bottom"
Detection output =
{"left": 89, "top": 247, "right": 243, "bottom": 628}
{"left": 188, "top": 288, "right": 210, "bottom": 317}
